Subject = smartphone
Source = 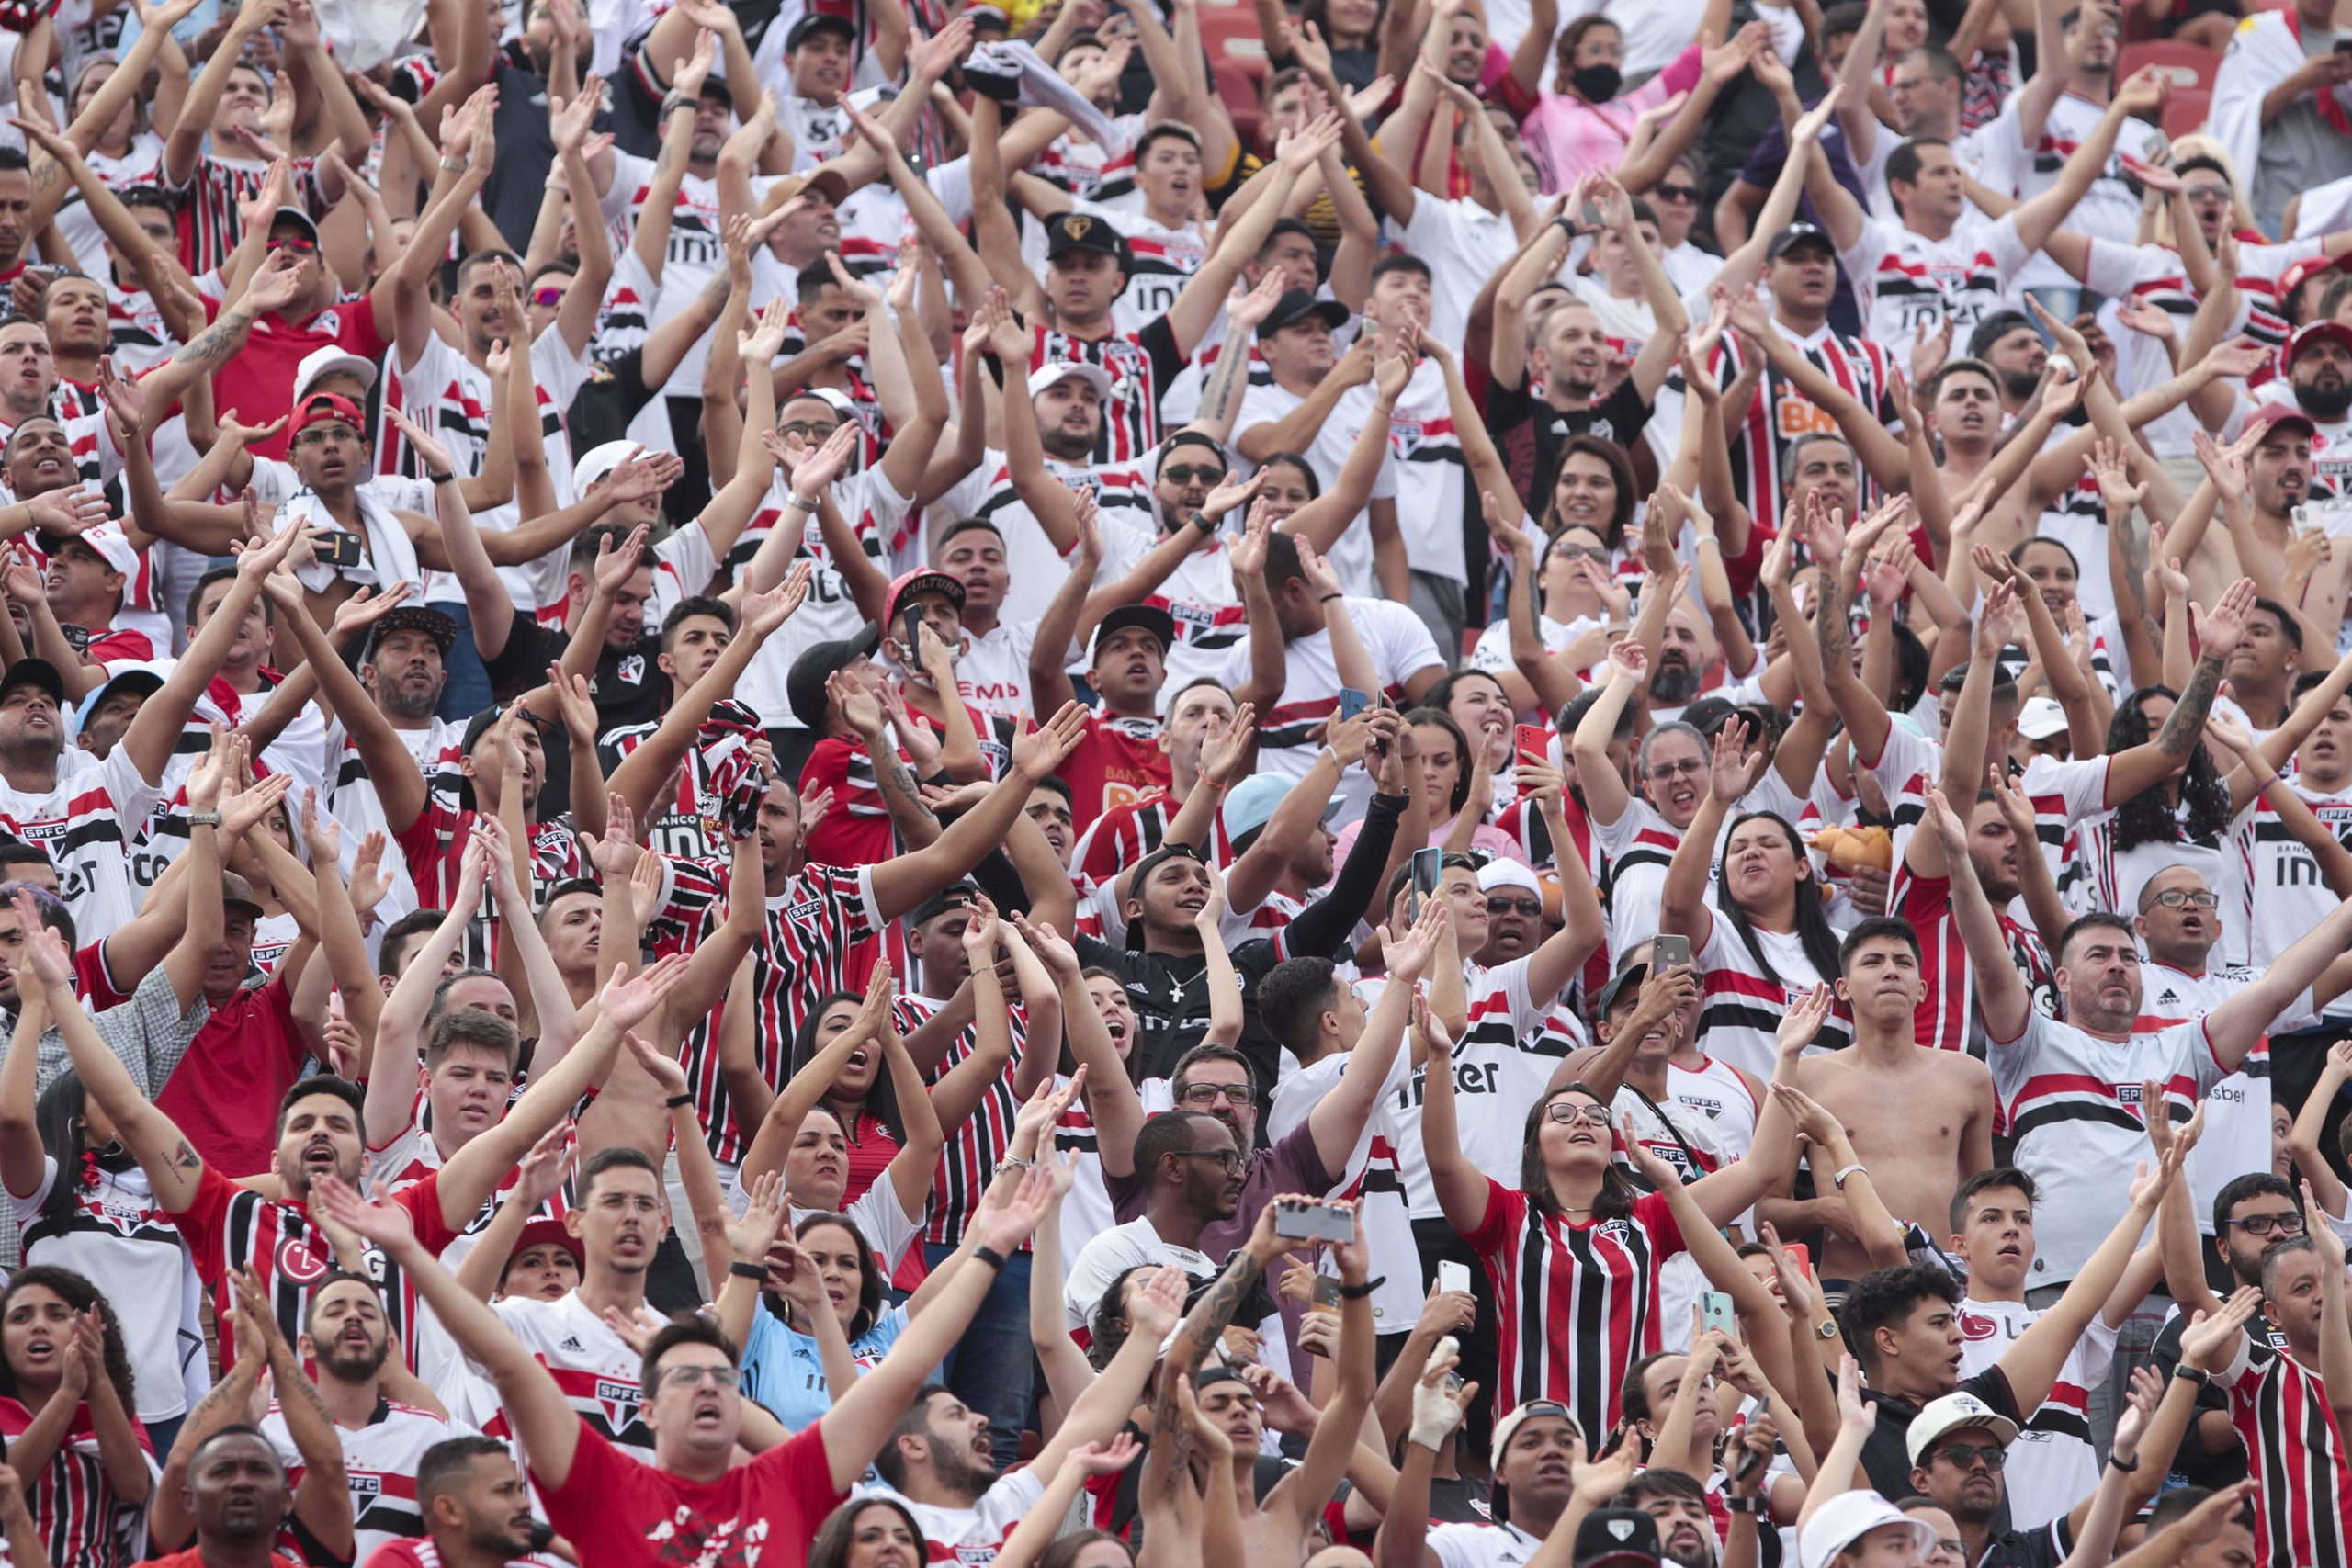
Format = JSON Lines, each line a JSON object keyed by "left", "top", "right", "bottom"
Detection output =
{"left": 1781, "top": 1242, "right": 1814, "bottom": 1280}
{"left": 899, "top": 604, "right": 924, "bottom": 660}
{"left": 1438, "top": 1260, "right": 1471, "bottom": 1296}
{"left": 1653, "top": 933, "right": 1692, "bottom": 973}
{"left": 2335, "top": 35, "right": 2352, "bottom": 51}
{"left": 1514, "top": 724, "right": 1549, "bottom": 766}
{"left": 1339, "top": 686, "right": 1372, "bottom": 722}
{"left": 1273, "top": 1200, "right": 1354, "bottom": 1246}
{"left": 320, "top": 530, "right": 366, "bottom": 570}
{"left": 1408, "top": 846, "right": 1443, "bottom": 923}
{"left": 1312, "top": 1274, "right": 1342, "bottom": 1307}
{"left": 1701, "top": 1291, "right": 1736, "bottom": 1338}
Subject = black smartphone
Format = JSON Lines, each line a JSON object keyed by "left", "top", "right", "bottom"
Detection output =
{"left": 899, "top": 604, "right": 924, "bottom": 660}
{"left": 320, "top": 530, "right": 366, "bottom": 570}
{"left": 1408, "top": 846, "right": 1442, "bottom": 923}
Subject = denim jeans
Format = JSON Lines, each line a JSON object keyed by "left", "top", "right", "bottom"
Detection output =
{"left": 435, "top": 599, "right": 496, "bottom": 722}
{"left": 924, "top": 1240, "right": 1033, "bottom": 1472}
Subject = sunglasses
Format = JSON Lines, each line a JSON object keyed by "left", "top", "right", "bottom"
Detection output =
{"left": 1487, "top": 896, "right": 1542, "bottom": 918}
{"left": 531, "top": 287, "right": 566, "bottom": 307}
{"left": 1654, "top": 183, "right": 1700, "bottom": 203}
{"left": 266, "top": 235, "right": 317, "bottom": 254}
{"left": 1161, "top": 464, "right": 1227, "bottom": 486}
{"left": 1929, "top": 1443, "right": 2006, "bottom": 1470}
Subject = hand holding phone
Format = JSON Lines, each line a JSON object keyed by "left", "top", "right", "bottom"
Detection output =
{"left": 1438, "top": 1260, "right": 1471, "bottom": 1295}
{"left": 1653, "top": 933, "right": 1692, "bottom": 973}
{"left": 1408, "top": 846, "right": 1443, "bottom": 924}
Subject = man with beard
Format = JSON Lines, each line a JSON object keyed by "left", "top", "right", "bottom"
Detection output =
{"left": 2256, "top": 327, "right": 2352, "bottom": 499}
{"left": 266, "top": 1275, "right": 463, "bottom": 1561}
{"left": 142, "top": 1427, "right": 325, "bottom": 1568}
{"left": 1970, "top": 311, "right": 2051, "bottom": 419}
{"left": 1063, "top": 1111, "right": 1252, "bottom": 1328}
{"left": 365, "top": 1437, "right": 542, "bottom": 1568}
{"left": 1615, "top": 1471, "right": 1718, "bottom": 1568}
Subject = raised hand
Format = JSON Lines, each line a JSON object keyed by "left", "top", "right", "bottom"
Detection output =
{"left": 599, "top": 953, "right": 692, "bottom": 1032}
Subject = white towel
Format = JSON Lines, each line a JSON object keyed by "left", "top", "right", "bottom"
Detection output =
{"left": 284, "top": 484, "right": 423, "bottom": 598}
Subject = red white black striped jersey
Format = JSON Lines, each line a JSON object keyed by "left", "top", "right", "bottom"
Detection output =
{"left": 672, "top": 862, "right": 883, "bottom": 1164}
{"left": 1891, "top": 867, "right": 2058, "bottom": 1055}
{"left": 1835, "top": 212, "right": 2030, "bottom": 349}
{"left": 163, "top": 154, "right": 322, "bottom": 275}
{"left": 262, "top": 1397, "right": 461, "bottom": 1562}
{"left": 1710, "top": 323, "right": 1896, "bottom": 528}
{"left": 891, "top": 990, "right": 1031, "bottom": 1250}
{"left": 2227, "top": 1334, "right": 2352, "bottom": 1568}
{"left": 0, "top": 1394, "right": 152, "bottom": 1568}
{"left": 167, "top": 1165, "right": 460, "bottom": 1374}
{"left": 1027, "top": 321, "right": 1169, "bottom": 467}
{"left": 1464, "top": 1179, "right": 1689, "bottom": 1441}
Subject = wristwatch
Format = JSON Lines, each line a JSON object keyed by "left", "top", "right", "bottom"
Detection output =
{"left": 187, "top": 810, "right": 223, "bottom": 828}
{"left": 1815, "top": 1318, "right": 1841, "bottom": 1340}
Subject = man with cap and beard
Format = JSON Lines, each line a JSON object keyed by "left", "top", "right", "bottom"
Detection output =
{"left": 1027, "top": 601, "right": 1178, "bottom": 830}
{"left": 2257, "top": 323, "right": 2352, "bottom": 496}
{"left": 266, "top": 1274, "right": 464, "bottom": 1562}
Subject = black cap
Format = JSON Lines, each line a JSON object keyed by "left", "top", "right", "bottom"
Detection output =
{"left": 1255, "top": 288, "right": 1350, "bottom": 341}
{"left": 1590, "top": 960, "right": 1649, "bottom": 1021}
{"left": 1046, "top": 211, "right": 1132, "bottom": 267}
{"left": 786, "top": 622, "right": 883, "bottom": 732}
{"left": 907, "top": 880, "right": 980, "bottom": 930}
{"left": 1573, "top": 1508, "right": 1665, "bottom": 1568}
{"left": 1090, "top": 603, "right": 1177, "bottom": 660}
{"left": 0, "top": 658, "right": 65, "bottom": 707}
{"left": 1678, "top": 694, "right": 1739, "bottom": 736}
{"left": 1766, "top": 222, "right": 1834, "bottom": 259}
{"left": 1968, "top": 309, "right": 2038, "bottom": 359}
{"left": 785, "top": 12, "right": 856, "bottom": 49}
{"left": 367, "top": 605, "right": 459, "bottom": 657}
{"left": 460, "top": 703, "right": 554, "bottom": 756}
{"left": 1125, "top": 839, "right": 1209, "bottom": 902}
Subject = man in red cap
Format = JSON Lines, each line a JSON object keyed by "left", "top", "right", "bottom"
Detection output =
{"left": 2257, "top": 322, "right": 2352, "bottom": 496}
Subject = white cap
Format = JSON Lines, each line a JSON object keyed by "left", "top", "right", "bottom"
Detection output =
{"left": 53, "top": 521, "right": 137, "bottom": 578}
{"left": 1905, "top": 1390, "right": 2021, "bottom": 1465}
{"left": 293, "top": 344, "right": 378, "bottom": 401}
{"left": 2016, "top": 696, "right": 2067, "bottom": 741}
{"left": 1477, "top": 859, "right": 1542, "bottom": 896}
{"left": 572, "top": 440, "right": 643, "bottom": 494}
{"left": 1031, "top": 362, "right": 1113, "bottom": 401}
{"left": 1798, "top": 1493, "right": 1937, "bottom": 1568}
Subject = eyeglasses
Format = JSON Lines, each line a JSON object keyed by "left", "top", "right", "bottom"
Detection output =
{"left": 1929, "top": 1443, "right": 2006, "bottom": 1470}
{"left": 1550, "top": 544, "right": 1610, "bottom": 564}
{"left": 777, "top": 421, "right": 841, "bottom": 442}
{"left": 1180, "top": 1082, "right": 1251, "bottom": 1106}
{"left": 1646, "top": 759, "right": 1706, "bottom": 782}
{"left": 1545, "top": 1102, "right": 1612, "bottom": 1126}
{"left": 1928, "top": 1540, "right": 1967, "bottom": 1561}
{"left": 2224, "top": 1210, "right": 2306, "bottom": 1236}
{"left": 2149, "top": 889, "right": 2221, "bottom": 910}
{"left": 531, "top": 287, "right": 566, "bottom": 307}
{"left": 1175, "top": 1147, "right": 1246, "bottom": 1172}
{"left": 1162, "top": 464, "right": 1227, "bottom": 486}
{"left": 659, "top": 1364, "right": 735, "bottom": 1390}
{"left": 1654, "top": 183, "right": 1700, "bottom": 203}
{"left": 1487, "top": 897, "right": 1543, "bottom": 918}
{"left": 266, "top": 235, "right": 317, "bottom": 254}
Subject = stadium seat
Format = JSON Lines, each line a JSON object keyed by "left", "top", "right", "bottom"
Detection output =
{"left": 1211, "top": 48, "right": 1271, "bottom": 155}
{"left": 2160, "top": 85, "right": 2211, "bottom": 138}
{"left": 2116, "top": 39, "right": 2222, "bottom": 96}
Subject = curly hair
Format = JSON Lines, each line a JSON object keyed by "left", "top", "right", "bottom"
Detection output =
{"left": 0, "top": 1266, "right": 136, "bottom": 1412}
{"left": 2107, "top": 686, "right": 2231, "bottom": 852}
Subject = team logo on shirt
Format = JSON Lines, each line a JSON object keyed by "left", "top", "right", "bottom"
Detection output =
{"left": 277, "top": 1235, "right": 332, "bottom": 1284}
{"left": 1957, "top": 1306, "right": 1999, "bottom": 1341}
{"left": 594, "top": 1378, "right": 642, "bottom": 1435}
{"left": 618, "top": 655, "right": 646, "bottom": 685}
{"left": 350, "top": 1474, "right": 382, "bottom": 1500}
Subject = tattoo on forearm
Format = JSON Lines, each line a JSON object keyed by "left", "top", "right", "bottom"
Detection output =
{"left": 180, "top": 312, "right": 250, "bottom": 367}
{"left": 172, "top": 1140, "right": 200, "bottom": 1171}
{"left": 2117, "top": 515, "right": 2152, "bottom": 619}
{"left": 1201, "top": 341, "right": 1247, "bottom": 426}
{"left": 1816, "top": 570, "right": 1851, "bottom": 671}
{"left": 280, "top": 1361, "right": 338, "bottom": 1431}
{"left": 698, "top": 274, "right": 730, "bottom": 320}
{"left": 2156, "top": 652, "right": 2224, "bottom": 754}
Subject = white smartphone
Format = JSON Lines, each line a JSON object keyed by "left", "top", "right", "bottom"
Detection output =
{"left": 1438, "top": 1260, "right": 1472, "bottom": 1295}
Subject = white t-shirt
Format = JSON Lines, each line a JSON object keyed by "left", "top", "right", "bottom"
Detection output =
{"left": 1396, "top": 197, "right": 1522, "bottom": 352}
{"left": 864, "top": 1469, "right": 1046, "bottom": 1566}
{"left": 1268, "top": 1036, "right": 1419, "bottom": 1332}
{"left": 1233, "top": 378, "right": 1398, "bottom": 599}
{"left": 1215, "top": 596, "right": 1443, "bottom": 817}
{"left": 1837, "top": 212, "right": 2030, "bottom": 349}
{"left": 1955, "top": 1296, "right": 2118, "bottom": 1530}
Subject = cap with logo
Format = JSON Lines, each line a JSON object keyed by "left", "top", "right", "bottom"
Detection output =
{"left": 2016, "top": 695, "right": 2068, "bottom": 741}
{"left": 1767, "top": 222, "right": 1835, "bottom": 259}
{"left": 1572, "top": 1508, "right": 1665, "bottom": 1568}
{"left": 1046, "top": 211, "right": 1132, "bottom": 268}
{"left": 1905, "top": 1389, "right": 2021, "bottom": 1466}
{"left": 907, "top": 880, "right": 981, "bottom": 931}
{"left": 368, "top": 605, "right": 460, "bottom": 657}
{"left": 1087, "top": 603, "right": 1176, "bottom": 663}
{"left": 2286, "top": 319, "right": 2352, "bottom": 370}
{"left": 292, "top": 391, "right": 368, "bottom": 436}
{"left": 269, "top": 205, "right": 322, "bottom": 245}
{"left": 888, "top": 570, "right": 967, "bottom": 624}
{"left": 39, "top": 521, "right": 136, "bottom": 578}
{"left": 294, "top": 344, "right": 378, "bottom": 400}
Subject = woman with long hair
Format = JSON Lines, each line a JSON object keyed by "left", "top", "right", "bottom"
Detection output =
{"left": 1658, "top": 724, "right": 1850, "bottom": 1079}
{"left": 2078, "top": 686, "right": 2245, "bottom": 920}
{"left": 1335, "top": 709, "right": 1526, "bottom": 864}
{"left": 1499, "top": 14, "right": 1711, "bottom": 191}
{"left": 0, "top": 1266, "right": 152, "bottom": 1568}
{"left": 1470, "top": 518, "right": 1626, "bottom": 718}
{"left": 806, "top": 1495, "right": 931, "bottom": 1568}
{"left": 0, "top": 1011, "right": 201, "bottom": 1458}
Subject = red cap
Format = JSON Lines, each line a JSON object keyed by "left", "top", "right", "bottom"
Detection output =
{"left": 508, "top": 1215, "right": 583, "bottom": 1270}
{"left": 292, "top": 391, "right": 367, "bottom": 435}
{"left": 2286, "top": 319, "right": 2352, "bottom": 369}
{"left": 2280, "top": 254, "right": 2348, "bottom": 312}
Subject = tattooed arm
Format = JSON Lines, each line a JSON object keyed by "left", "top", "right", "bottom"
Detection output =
{"left": 241, "top": 1269, "right": 356, "bottom": 1560}
{"left": 2107, "top": 577, "right": 2257, "bottom": 804}
{"left": 1155, "top": 1196, "right": 1290, "bottom": 1436}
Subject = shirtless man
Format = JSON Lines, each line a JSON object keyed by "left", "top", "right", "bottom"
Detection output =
{"left": 1776, "top": 919, "right": 1996, "bottom": 1283}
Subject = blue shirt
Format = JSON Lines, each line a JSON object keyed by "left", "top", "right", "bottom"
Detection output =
{"left": 741, "top": 1302, "right": 910, "bottom": 1431}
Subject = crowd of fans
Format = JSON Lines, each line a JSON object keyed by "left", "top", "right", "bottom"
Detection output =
{"left": 0, "top": 0, "right": 2347, "bottom": 1565}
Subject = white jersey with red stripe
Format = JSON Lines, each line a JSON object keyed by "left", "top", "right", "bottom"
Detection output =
{"left": 1986, "top": 1009, "right": 2232, "bottom": 1285}
{"left": 2018, "top": 751, "right": 2115, "bottom": 909}
{"left": 1232, "top": 374, "right": 1397, "bottom": 598}
{"left": 1667, "top": 1056, "right": 1761, "bottom": 1161}
{"left": 2136, "top": 961, "right": 2296, "bottom": 1235}
{"left": 1069, "top": 198, "right": 1207, "bottom": 339}
{"left": 1692, "top": 908, "right": 1851, "bottom": 1080}
{"left": 2008, "top": 90, "right": 2150, "bottom": 291}
{"left": 1955, "top": 1296, "right": 2115, "bottom": 1530}
{"left": 1097, "top": 513, "right": 1246, "bottom": 692}
{"left": 1216, "top": 596, "right": 1443, "bottom": 818}
{"left": 472, "top": 1291, "right": 655, "bottom": 1461}
{"left": 1268, "top": 1026, "right": 1419, "bottom": 1332}
{"left": 931, "top": 450, "right": 1155, "bottom": 624}
{"left": 0, "top": 742, "right": 164, "bottom": 945}
{"left": 1835, "top": 211, "right": 2030, "bottom": 348}
{"left": 734, "top": 465, "right": 911, "bottom": 728}
{"left": 1590, "top": 798, "right": 1683, "bottom": 963}
{"left": 1336, "top": 357, "right": 1467, "bottom": 583}
{"left": 2242, "top": 777, "right": 2352, "bottom": 976}
{"left": 595, "top": 153, "right": 774, "bottom": 396}
{"left": 863, "top": 1466, "right": 1046, "bottom": 1566}
{"left": 262, "top": 1398, "right": 466, "bottom": 1562}
{"left": 1032, "top": 115, "right": 1148, "bottom": 205}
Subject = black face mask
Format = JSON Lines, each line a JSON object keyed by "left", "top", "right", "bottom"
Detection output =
{"left": 1570, "top": 63, "right": 1622, "bottom": 101}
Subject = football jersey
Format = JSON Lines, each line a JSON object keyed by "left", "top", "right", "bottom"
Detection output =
{"left": 1836, "top": 211, "right": 2031, "bottom": 348}
{"left": 263, "top": 1398, "right": 464, "bottom": 1562}
{"left": 473, "top": 1291, "right": 655, "bottom": 1461}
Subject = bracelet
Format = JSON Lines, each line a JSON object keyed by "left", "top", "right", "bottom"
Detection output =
{"left": 728, "top": 1260, "right": 767, "bottom": 1281}
{"left": 187, "top": 810, "right": 223, "bottom": 828}
{"left": 994, "top": 1156, "right": 1031, "bottom": 1177}
{"left": 1319, "top": 591, "right": 1344, "bottom": 604}
{"left": 662, "top": 92, "right": 694, "bottom": 118}
{"left": 1551, "top": 214, "right": 1577, "bottom": 240}
{"left": 438, "top": 154, "right": 467, "bottom": 173}
{"left": 1831, "top": 1162, "right": 1867, "bottom": 1190}
{"left": 788, "top": 491, "right": 821, "bottom": 512}
{"left": 1193, "top": 511, "right": 1217, "bottom": 536}
{"left": 972, "top": 1245, "right": 1009, "bottom": 1271}
{"left": 426, "top": 470, "right": 456, "bottom": 487}
{"left": 2108, "top": 1452, "right": 2140, "bottom": 1473}
{"left": 664, "top": 1091, "right": 694, "bottom": 1108}
{"left": 1724, "top": 1495, "right": 1769, "bottom": 1515}
{"left": 1336, "top": 1276, "right": 1382, "bottom": 1300}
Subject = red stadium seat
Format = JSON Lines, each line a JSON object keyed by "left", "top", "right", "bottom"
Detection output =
{"left": 2160, "top": 84, "right": 2211, "bottom": 138}
{"left": 2116, "top": 39, "right": 2222, "bottom": 96}
{"left": 1211, "top": 49, "right": 1271, "bottom": 156}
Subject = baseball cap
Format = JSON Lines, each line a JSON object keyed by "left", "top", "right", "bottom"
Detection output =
{"left": 368, "top": 605, "right": 459, "bottom": 657}
{"left": 2016, "top": 695, "right": 2067, "bottom": 741}
{"left": 291, "top": 391, "right": 367, "bottom": 436}
{"left": 293, "top": 344, "right": 378, "bottom": 400}
{"left": 785, "top": 622, "right": 882, "bottom": 732}
{"left": 460, "top": 703, "right": 554, "bottom": 757}
{"left": 907, "top": 880, "right": 981, "bottom": 931}
{"left": 1031, "top": 362, "right": 1114, "bottom": 401}
{"left": 1489, "top": 1398, "right": 1584, "bottom": 1470}
{"left": 269, "top": 205, "right": 322, "bottom": 244}
{"left": 1088, "top": 603, "right": 1176, "bottom": 663}
{"left": 0, "top": 658, "right": 65, "bottom": 707}
{"left": 1798, "top": 1492, "right": 1937, "bottom": 1568}
{"left": 2286, "top": 319, "right": 2352, "bottom": 368}
{"left": 1766, "top": 222, "right": 1835, "bottom": 259}
{"left": 1046, "top": 211, "right": 1131, "bottom": 268}
{"left": 1678, "top": 694, "right": 1740, "bottom": 737}
{"left": 1125, "top": 840, "right": 1210, "bottom": 902}
{"left": 572, "top": 440, "right": 642, "bottom": 494}
{"left": 1572, "top": 1508, "right": 1664, "bottom": 1568}
{"left": 967, "top": 3, "right": 1012, "bottom": 28}
{"left": 2256, "top": 406, "right": 2318, "bottom": 440}
{"left": 785, "top": 12, "right": 855, "bottom": 49}
{"left": 40, "top": 521, "right": 135, "bottom": 579}
{"left": 1905, "top": 1390, "right": 2021, "bottom": 1465}
{"left": 1590, "top": 959, "right": 1650, "bottom": 1020}
{"left": 2280, "top": 254, "right": 2348, "bottom": 313}
{"left": 73, "top": 663, "right": 164, "bottom": 737}
{"left": 769, "top": 164, "right": 851, "bottom": 209}
{"left": 220, "top": 870, "right": 266, "bottom": 923}
{"left": 1256, "top": 288, "right": 1349, "bottom": 341}
{"left": 508, "top": 1215, "right": 584, "bottom": 1271}
{"left": 888, "top": 569, "right": 966, "bottom": 622}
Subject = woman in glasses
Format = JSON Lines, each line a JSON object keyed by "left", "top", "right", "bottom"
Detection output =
{"left": 1657, "top": 722, "right": 1850, "bottom": 1078}
{"left": 1474, "top": 479, "right": 1630, "bottom": 721}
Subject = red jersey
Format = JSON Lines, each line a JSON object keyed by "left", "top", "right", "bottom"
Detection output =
{"left": 2230, "top": 1340, "right": 2352, "bottom": 1568}
{"left": 196, "top": 289, "right": 390, "bottom": 460}
{"left": 535, "top": 1416, "right": 844, "bottom": 1568}
{"left": 1057, "top": 713, "right": 1170, "bottom": 832}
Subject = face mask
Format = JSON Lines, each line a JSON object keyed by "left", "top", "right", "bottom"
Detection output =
{"left": 1570, "top": 63, "right": 1622, "bottom": 101}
